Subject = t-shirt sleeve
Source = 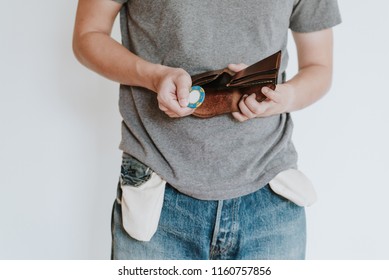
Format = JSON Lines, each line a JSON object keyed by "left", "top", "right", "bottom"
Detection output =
{"left": 289, "top": 0, "right": 342, "bottom": 33}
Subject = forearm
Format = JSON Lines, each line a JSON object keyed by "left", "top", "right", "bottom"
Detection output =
{"left": 285, "top": 63, "right": 332, "bottom": 112}
{"left": 232, "top": 28, "right": 335, "bottom": 122}
{"left": 286, "top": 28, "right": 334, "bottom": 112}
{"left": 73, "top": 32, "right": 162, "bottom": 92}
{"left": 73, "top": 0, "right": 193, "bottom": 118}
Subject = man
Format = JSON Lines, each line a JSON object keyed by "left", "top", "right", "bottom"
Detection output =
{"left": 73, "top": 0, "right": 341, "bottom": 259}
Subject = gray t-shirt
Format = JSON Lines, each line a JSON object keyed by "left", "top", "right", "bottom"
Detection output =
{"left": 112, "top": 0, "right": 341, "bottom": 200}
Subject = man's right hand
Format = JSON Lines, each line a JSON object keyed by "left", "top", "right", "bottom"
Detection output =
{"left": 73, "top": 0, "right": 194, "bottom": 119}
{"left": 152, "top": 66, "right": 194, "bottom": 118}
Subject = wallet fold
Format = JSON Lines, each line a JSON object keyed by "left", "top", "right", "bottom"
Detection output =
{"left": 191, "top": 51, "right": 281, "bottom": 118}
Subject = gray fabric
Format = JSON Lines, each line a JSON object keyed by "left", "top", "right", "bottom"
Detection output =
{"left": 111, "top": 0, "right": 341, "bottom": 200}
{"left": 290, "top": 0, "right": 341, "bottom": 32}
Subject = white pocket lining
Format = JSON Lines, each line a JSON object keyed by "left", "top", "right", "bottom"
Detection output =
{"left": 269, "top": 169, "right": 317, "bottom": 207}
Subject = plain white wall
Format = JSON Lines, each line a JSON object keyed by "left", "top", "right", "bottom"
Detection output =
{"left": 0, "top": 1, "right": 121, "bottom": 259}
{"left": 0, "top": 0, "right": 388, "bottom": 259}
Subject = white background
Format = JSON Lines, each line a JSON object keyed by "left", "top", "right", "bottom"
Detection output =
{"left": 1, "top": 1, "right": 388, "bottom": 260}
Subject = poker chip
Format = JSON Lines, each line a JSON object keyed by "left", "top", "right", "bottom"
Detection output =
{"left": 187, "top": 86, "right": 205, "bottom": 109}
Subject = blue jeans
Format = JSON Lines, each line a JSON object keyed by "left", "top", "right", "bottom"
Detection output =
{"left": 111, "top": 181, "right": 306, "bottom": 260}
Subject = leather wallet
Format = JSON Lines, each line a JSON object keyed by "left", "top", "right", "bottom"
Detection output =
{"left": 191, "top": 51, "right": 281, "bottom": 118}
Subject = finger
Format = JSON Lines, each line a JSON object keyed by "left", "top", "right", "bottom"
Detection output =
{"left": 158, "top": 87, "right": 194, "bottom": 116}
{"left": 245, "top": 93, "right": 272, "bottom": 115}
{"left": 159, "top": 104, "right": 177, "bottom": 117}
{"left": 261, "top": 87, "right": 282, "bottom": 103}
{"left": 227, "top": 63, "right": 248, "bottom": 73}
{"left": 165, "top": 111, "right": 180, "bottom": 118}
{"left": 159, "top": 105, "right": 184, "bottom": 118}
{"left": 232, "top": 111, "right": 249, "bottom": 122}
{"left": 158, "top": 104, "right": 169, "bottom": 112}
{"left": 166, "top": 102, "right": 194, "bottom": 117}
{"left": 175, "top": 74, "right": 192, "bottom": 108}
{"left": 238, "top": 94, "right": 257, "bottom": 119}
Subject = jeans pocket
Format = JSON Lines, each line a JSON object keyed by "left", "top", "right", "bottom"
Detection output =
{"left": 119, "top": 155, "right": 166, "bottom": 241}
{"left": 269, "top": 169, "right": 317, "bottom": 207}
{"left": 120, "top": 156, "right": 153, "bottom": 187}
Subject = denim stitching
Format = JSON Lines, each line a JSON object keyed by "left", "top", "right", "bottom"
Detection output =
{"left": 210, "top": 200, "right": 223, "bottom": 258}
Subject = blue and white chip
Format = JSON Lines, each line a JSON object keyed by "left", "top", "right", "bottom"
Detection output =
{"left": 187, "top": 86, "right": 205, "bottom": 109}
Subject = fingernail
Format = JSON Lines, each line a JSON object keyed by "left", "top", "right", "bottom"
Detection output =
{"left": 262, "top": 87, "right": 269, "bottom": 94}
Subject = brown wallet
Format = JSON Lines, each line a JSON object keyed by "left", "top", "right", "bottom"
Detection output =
{"left": 191, "top": 51, "right": 281, "bottom": 118}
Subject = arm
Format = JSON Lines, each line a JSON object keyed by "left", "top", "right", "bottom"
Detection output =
{"left": 72, "top": 0, "right": 193, "bottom": 117}
{"left": 231, "top": 28, "right": 334, "bottom": 122}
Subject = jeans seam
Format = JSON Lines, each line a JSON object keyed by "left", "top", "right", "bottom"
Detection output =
{"left": 218, "top": 198, "right": 239, "bottom": 257}
{"left": 210, "top": 200, "right": 223, "bottom": 259}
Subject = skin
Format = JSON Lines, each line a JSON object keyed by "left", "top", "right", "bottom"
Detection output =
{"left": 73, "top": 0, "right": 334, "bottom": 121}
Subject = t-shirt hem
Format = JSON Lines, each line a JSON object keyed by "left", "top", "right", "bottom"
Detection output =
{"left": 169, "top": 164, "right": 298, "bottom": 201}
{"left": 290, "top": 19, "right": 342, "bottom": 33}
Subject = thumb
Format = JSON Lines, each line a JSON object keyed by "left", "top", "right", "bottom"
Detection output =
{"left": 176, "top": 73, "right": 192, "bottom": 108}
{"left": 227, "top": 63, "right": 248, "bottom": 73}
